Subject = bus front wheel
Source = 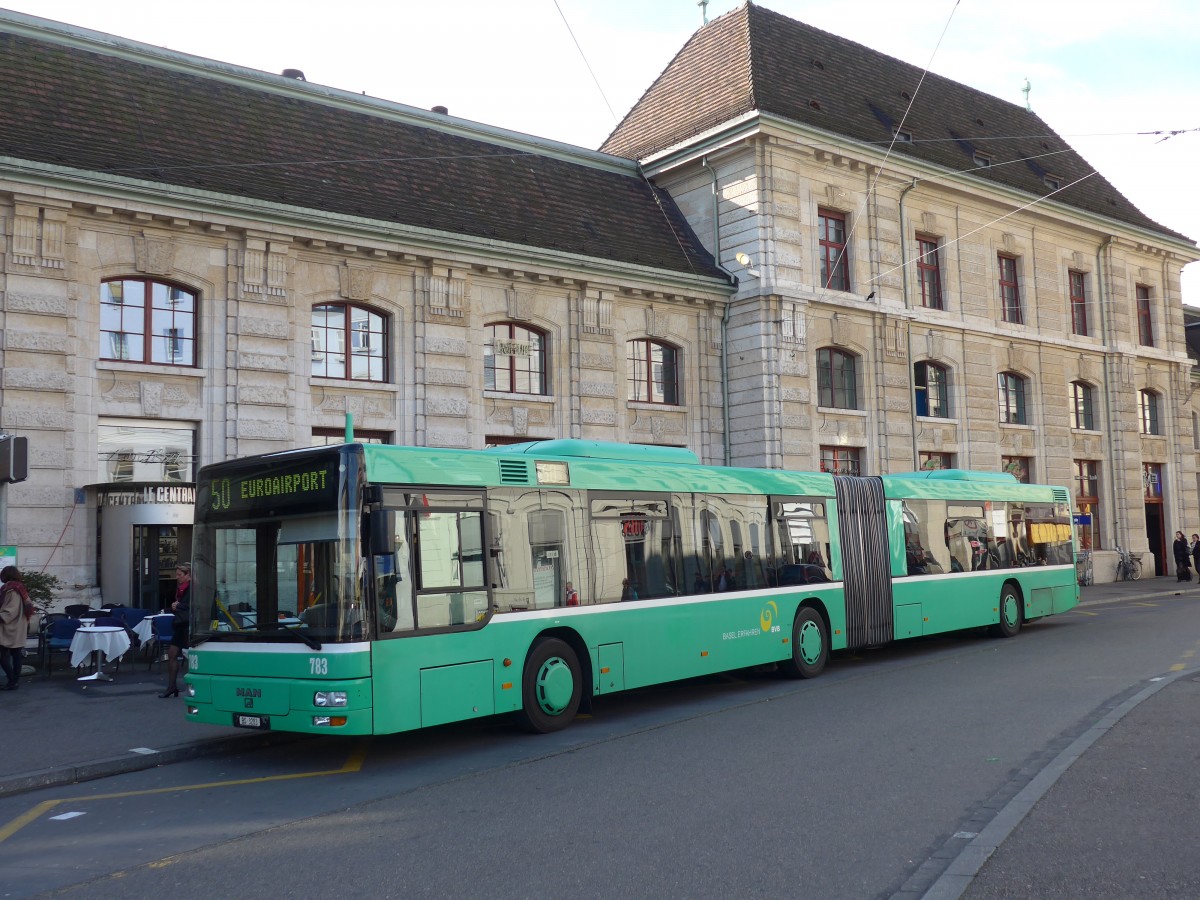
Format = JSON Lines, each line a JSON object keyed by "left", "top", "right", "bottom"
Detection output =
{"left": 992, "top": 584, "right": 1023, "bottom": 638}
{"left": 516, "top": 637, "right": 582, "bottom": 734}
{"left": 779, "top": 606, "right": 828, "bottom": 679}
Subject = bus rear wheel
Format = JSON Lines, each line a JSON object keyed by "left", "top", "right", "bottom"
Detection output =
{"left": 516, "top": 637, "right": 582, "bottom": 734}
{"left": 779, "top": 606, "right": 828, "bottom": 679}
{"left": 992, "top": 584, "right": 1023, "bottom": 638}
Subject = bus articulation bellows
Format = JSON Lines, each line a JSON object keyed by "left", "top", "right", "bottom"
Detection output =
{"left": 183, "top": 441, "right": 1078, "bottom": 735}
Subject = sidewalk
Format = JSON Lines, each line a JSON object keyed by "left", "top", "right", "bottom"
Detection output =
{"left": 3, "top": 578, "right": 1198, "bottom": 834}
{"left": 0, "top": 652, "right": 294, "bottom": 797}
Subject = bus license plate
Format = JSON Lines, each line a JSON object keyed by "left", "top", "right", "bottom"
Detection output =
{"left": 234, "top": 714, "right": 270, "bottom": 729}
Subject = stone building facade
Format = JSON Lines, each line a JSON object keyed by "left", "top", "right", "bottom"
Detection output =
{"left": 602, "top": 3, "right": 1199, "bottom": 581}
{"left": 1, "top": 4, "right": 1197, "bottom": 602}
{"left": 0, "top": 11, "right": 730, "bottom": 606}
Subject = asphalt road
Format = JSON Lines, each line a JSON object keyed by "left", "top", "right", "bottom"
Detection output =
{"left": 3, "top": 592, "right": 1197, "bottom": 899}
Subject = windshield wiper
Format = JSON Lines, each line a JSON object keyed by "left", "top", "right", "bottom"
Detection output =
{"left": 263, "top": 621, "right": 322, "bottom": 650}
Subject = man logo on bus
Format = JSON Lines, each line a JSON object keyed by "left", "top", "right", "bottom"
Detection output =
{"left": 760, "top": 600, "right": 781, "bottom": 633}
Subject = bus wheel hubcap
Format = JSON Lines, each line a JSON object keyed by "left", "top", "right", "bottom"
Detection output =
{"left": 535, "top": 657, "right": 573, "bottom": 715}
{"left": 798, "top": 620, "right": 823, "bottom": 665}
{"left": 1003, "top": 596, "right": 1019, "bottom": 627}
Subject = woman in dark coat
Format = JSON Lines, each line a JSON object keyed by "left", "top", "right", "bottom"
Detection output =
{"left": 159, "top": 562, "right": 191, "bottom": 697}
{"left": 1172, "top": 532, "right": 1191, "bottom": 582}
{"left": 1191, "top": 534, "right": 1200, "bottom": 574}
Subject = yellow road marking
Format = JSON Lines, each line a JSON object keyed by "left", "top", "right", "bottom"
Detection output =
{"left": 1169, "top": 663, "right": 1185, "bottom": 671}
{"left": 0, "top": 740, "right": 369, "bottom": 845}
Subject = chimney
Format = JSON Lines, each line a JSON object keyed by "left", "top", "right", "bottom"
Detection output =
{"left": 281, "top": 69, "right": 306, "bottom": 81}
{"left": 431, "top": 105, "right": 449, "bottom": 115}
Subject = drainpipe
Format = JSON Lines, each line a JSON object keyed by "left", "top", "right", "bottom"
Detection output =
{"left": 898, "top": 178, "right": 919, "bottom": 468}
{"left": 701, "top": 155, "right": 737, "bottom": 465}
{"left": 1096, "top": 235, "right": 1117, "bottom": 550}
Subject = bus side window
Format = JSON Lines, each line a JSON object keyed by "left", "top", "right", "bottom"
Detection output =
{"left": 376, "top": 511, "right": 414, "bottom": 633}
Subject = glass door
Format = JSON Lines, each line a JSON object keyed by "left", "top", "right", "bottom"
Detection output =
{"left": 132, "top": 525, "right": 190, "bottom": 610}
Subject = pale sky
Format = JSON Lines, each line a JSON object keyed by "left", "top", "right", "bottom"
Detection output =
{"left": 8, "top": 0, "right": 1198, "bottom": 301}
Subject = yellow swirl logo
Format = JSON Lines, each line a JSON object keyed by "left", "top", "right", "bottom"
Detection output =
{"left": 760, "top": 600, "right": 778, "bottom": 633}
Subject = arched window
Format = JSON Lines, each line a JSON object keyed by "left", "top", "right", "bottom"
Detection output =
{"left": 914, "top": 361, "right": 949, "bottom": 418}
{"left": 817, "top": 348, "right": 858, "bottom": 409}
{"left": 1139, "top": 390, "right": 1161, "bottom": 435}
{"left": 485, "top": 323, "right": 547, "bottom": 395}
{"left": 1070, "top": 381, "right": 1096, "bottom": 430}
{"left": 311, "top": 303, "right": 388, "bottom": 382}
{"left": 997, "top": 372, "right": 1027, "bottom": 424}
{"left": 627, "top": 339, "right": 679, "bottom": 405}
{"left": 100, "top": 278, "right": 196, "bottom": 366}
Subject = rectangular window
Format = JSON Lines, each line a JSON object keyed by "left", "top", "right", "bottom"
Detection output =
{"left": 998, "top": 255, "right": 1022, "bottom": 324}
{"left": 1143, "top": 463, "right": 1162, "bottom": 501}
{"left": 1139, "top": 391, "right": 1160, "bottom": 435}
{"left": 1074, "top": 460, "right": 1101, "bottom": 550}
{"left": 919, "top": 451, "right": 953, "bottom": 471}
{"left": 1001, "top": 456, "right": 1032, "bottom": 483}
{"left": 98, "top": 420, "right": 197, "bottom": 483}
{"left": 818, "top": 209, "right": 850, "bottom": 292}
{"left": 1069, "top": 270, "right": 1088, "bottom": 336}
{"left": 1136, "top": 285, "right": 1154, "bottom": 347}
{"left": 819, "top": 446, "right": 861, "bottom": 476}
{"left": 917, "top": 237, "right": 943, "bottom": 309}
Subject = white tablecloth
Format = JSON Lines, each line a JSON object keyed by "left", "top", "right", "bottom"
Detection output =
{"left": 70, "top": 626, "right": 132, "bottom": 669}
{"left": 134, "top": 614, "right": 175, "bottom": 644}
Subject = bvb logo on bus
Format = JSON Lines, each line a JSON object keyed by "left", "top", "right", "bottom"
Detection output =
{"left": 760, "top": 600, "right": 781, "bottom": 633}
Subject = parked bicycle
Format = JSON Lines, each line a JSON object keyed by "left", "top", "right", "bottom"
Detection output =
{"left": 1114, "top": 545, "right": 1142, "bottom": 581}
{"left": 1076, "top": 550, "right": 1093, "bottom": 586}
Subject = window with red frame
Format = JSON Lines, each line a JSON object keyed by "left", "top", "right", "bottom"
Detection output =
{"left": 312, "top": 303, "right": 388, "bottom": 382}
{"left": 627, "top": 339, "right": 679, "bottom": 405}
{"left": 818, "top": 209, "right": 850, "bottom": 291}
{"left": 1136, "top": 285, "right": 1154, "bottom": 347}
{"left": 998, "top": 255, "right": 1022, "bottom": 324}
{"left": 1069, "top": 270, "right": 1088, "bottom": 336}
{"left": 485, "top": 323, "right": 547, "bottom": 395}
{"left": 819, "top": 446, "right": 861, "bottom": 476}
{"left": 100, "top": 278, "right": 196, "bottom": 366}
{"left": 917, "top": 236, "right": 943, "bottom": 309}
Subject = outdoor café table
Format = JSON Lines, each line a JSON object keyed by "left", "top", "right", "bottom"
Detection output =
{"left": 133, "top": 613, "right": 174, "bottom": 644}
{"left": 70, "top": 625, "right": 131, "bottom": 682}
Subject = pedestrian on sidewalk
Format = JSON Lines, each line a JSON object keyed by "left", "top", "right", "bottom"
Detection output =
{"left": 1172, "top": 531, "right": 1191, "bottom": 582}
{"left": 1191, "top": 534, "right": 1200, "bottom": 575}
{"left": 0, "top": 566, "right": 33, "bottom": 691}
{"left": 159, "top": 562, "right": 191, "bottom": 698}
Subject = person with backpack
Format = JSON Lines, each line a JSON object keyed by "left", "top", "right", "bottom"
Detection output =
{"left": 0, "top": 566, "right": 33, "bottom": 691}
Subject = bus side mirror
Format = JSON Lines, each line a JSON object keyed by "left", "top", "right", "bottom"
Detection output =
{"left": 365, "top": 509, "right": 395, "bottom": 556}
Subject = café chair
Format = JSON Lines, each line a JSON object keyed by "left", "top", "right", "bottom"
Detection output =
{"left": 147, "top": 614, "right": 176, "bottom": 671}
{"left": 41, "top": 617, "right": 82, "bottom": 676}
{"left": 64, "top": 603, "right": 91, "bottom": 619}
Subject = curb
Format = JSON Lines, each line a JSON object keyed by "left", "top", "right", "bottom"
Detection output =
{"left": 0, "top": 730, "right": 306, "bottom": 799}
{"left": 916, "top": 666, "right": 1198, "bottom": 900}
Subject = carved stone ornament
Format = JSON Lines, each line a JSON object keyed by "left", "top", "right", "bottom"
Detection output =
{"left": 426, "top": 273, "right": 467, "bottom": 318}
{"left": 506, "top": 287, "right": 532, "bottom": 322}
{"left": 583, "top": 291, "right": 613, "bottom": 335}
{"left": 134, "top": 234, "right": 176, "bottom": 276}
{"left": 339, "top": 263, "right": 374, "bottom": 301}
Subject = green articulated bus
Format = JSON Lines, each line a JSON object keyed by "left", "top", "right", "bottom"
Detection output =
{"left": 184, "top": 440, "right": 1079, "bottom": 735}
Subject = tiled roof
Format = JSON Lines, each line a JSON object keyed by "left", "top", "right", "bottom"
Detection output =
{"left": 601, "top": 2, "right": 1189, "bottom": 244}
{"left": 0, "top": 26, "right": 726, "bottom": 281}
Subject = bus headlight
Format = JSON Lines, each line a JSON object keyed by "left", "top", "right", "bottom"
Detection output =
{"left": 314, "top": 691, "right": 348, "bottom": 707}
{"left": 185, "top": 684, "right": 196, "bottom": 698}
{"left": 312, "top": 715, "right": 348, "bottom": 727}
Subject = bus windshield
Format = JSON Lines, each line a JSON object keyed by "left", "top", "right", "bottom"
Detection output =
{"left": 192, "top": 509, "right": 365, "bottom": 643}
